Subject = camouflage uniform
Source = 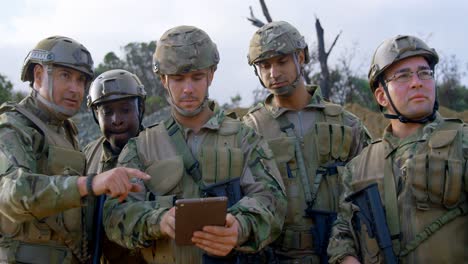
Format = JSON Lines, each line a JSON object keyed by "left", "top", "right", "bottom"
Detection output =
{"left": 243, "top": 86, "right": 370, "bottom": 262}
{"left": 103, "top": 25, "right": 287, "bottom": 264}
{"left": 328, "top": 35, "right": 468, "bottom": 263}
{"left": 0, "top": 36, "right": 94, "bottom": 264}
{"left": 85, "top": 69, "right": 147, "bottom": 264}
{"left": 328, "top": 115, "right": 468, "bottom": 263}
{"left": 103, "top": 103, "right": 286, "bottom": 263}
{"left": 244, "top": 21, "right": 371, "bottom": 262}
{"left": 84, "top": 138, "right": 145, "bottom": 264}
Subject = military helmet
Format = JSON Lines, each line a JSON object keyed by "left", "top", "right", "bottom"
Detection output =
{"left": 153, "top": 25, "right": 220, "bottom": 75}
{"left": 368, "top": 35, "right": 439, "bottom": 90}
{"left": 248, "top": 21, "right": 310, "bottom": 65}
{"left": 87, "top": 69, "right": 146, "bottom": 108}
{"left": 21, "top": 35, "right": 94, "bottom": 83}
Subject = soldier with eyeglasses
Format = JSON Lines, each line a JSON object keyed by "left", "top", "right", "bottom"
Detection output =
{"left": 327, "top": 35, "right": 468, "bottom": 264}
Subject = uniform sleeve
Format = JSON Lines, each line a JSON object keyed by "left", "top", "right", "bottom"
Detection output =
{"left": 229, "top": 126, "right": 287, "bottom": 253}
{"left": 0, "top": 123, "right": 82, "bottom": 223}
{"left": 344, "top": 111, "right": 372, "bottom": 160}
{"left": 463, "top": 124, "right": 468, "bottom": 159}
{"left": 327, "top": 162, "right": 360, "bottom": 263}
{"left": 241, "top": 113, "right": 257, "bottom": 131}
{"left": 103, "top": 138, "right": 171, "bottom": 249}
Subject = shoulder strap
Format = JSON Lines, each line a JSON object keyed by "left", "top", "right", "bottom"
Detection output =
{"left": 246, "top": 102, "right": 263, "bottom": 115}
{"left": 12, "top": 104, "right": 75, "bottom": 149}
{"left": 63, "top": 119, "right": 80, "bottom": 150}
{"left": 164, "top": 117, "right": 206, "bottom": 189}
{"left": 383, "top": 153, "right": 401, "bottom": 254}
{"left": 399, "top": 202, "right": 468, "bottom": 257}
{"left": 85, "top": 137, "right": 106, "bottom": 174}
{"left": 323, "top": 103, "right": 344, "bottom": 124}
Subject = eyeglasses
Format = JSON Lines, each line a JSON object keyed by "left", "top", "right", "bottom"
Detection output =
{"left": 385, "top": 69, "right": 434, "bottom": 83}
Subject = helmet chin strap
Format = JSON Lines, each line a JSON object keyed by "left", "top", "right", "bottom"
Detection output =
{"left": 380, "top": 79, "right": 437, "bottom": 124}
{"left": 35, "top": 64, "right": 78, "bottom": 121}
{"left": 254, "top": 52, "right": 303, "bottom": 97}
{"left": 165, "top": 74, "right": 210, "bottom": 117}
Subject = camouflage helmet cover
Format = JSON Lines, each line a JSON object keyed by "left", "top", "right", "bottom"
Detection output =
{"left": 248, "top": 21, "right": 310, "bottom": 65}
{"left": 153, "top": 25, "right": 220, "bottom": 75}
{"left": 21, "top": 35, "right": 94, "bottom": 83}
{"left": 368, "top": 35, "right": 439, "bottom": 90}
{"left": 87, "top": 69, "right": 146, "bottom": 107}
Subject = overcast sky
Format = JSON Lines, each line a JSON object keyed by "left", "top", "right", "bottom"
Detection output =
{"left": 1, "top": 0, "right": 467, "bottom": 106}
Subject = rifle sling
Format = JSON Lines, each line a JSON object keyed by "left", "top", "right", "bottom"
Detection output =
{"left": 383, "top": 154, "right": 402, "bottom": 254}
{"left": 277, "top": 115, "right": 315, "bottom": 206}
{"left": 400, "top": 202, "right": 468, "bottom": 257}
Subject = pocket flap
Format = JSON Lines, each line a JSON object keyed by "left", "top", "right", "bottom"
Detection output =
{"left": 428, "top": 130, "right": 457, "bottom": 149}
{"left": 145, "top": 156, "right": 184, "bottom": 195}
{"left": 268, "top": 137, "right": 295, "bottom": 164}
{"left": 48, "top": 145, "right": 85, "bottom": 175}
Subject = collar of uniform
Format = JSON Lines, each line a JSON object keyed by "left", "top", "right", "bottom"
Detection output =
{"left": 381, "top": 112, "right": 444, "bottom": 157}
{"left": 21, "top": 95, "right": 65, "bottom": 127}
{"left": 173, "top": 100, "right": 226, "bottom": 137}
{"left": 263, "top": 84, "right": 326, "bottom": 119}
{"left": 101, "top": 139, "right": 119, "bottom": 163}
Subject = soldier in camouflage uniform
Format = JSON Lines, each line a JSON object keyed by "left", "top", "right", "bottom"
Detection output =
{"left": 0, "top": 36, "right": 149, "bottom": 264}
{"left": 103, "top": 25, "right": 287, "bottom": 264}
{"left": 84, "top": 69, "right": 147, "bottom": 263}
{"left": 243, "top": 21, "right": 371, "bottom": 263}
{"left": 328, "top": 35, "right": 468, "bottom": 264}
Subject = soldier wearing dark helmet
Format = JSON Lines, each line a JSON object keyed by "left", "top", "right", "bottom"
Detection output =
{"left": 103, "top": 25, "right": 287, "bottom": 264}
{"left": 243, "top": 21, "right": 371, "bottom": 263}
{"left": 0, "top": 36, "right": 150, "bottom": 263}
{"left": 328, "top": 35, "right": 468, "bottom": 264}
{"left": 84, "top": 69, "right": 147, "bottom": 264}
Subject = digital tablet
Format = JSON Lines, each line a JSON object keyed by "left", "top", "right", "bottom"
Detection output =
{"left": 175, "top": 196, "right": 228, "bottom": 245}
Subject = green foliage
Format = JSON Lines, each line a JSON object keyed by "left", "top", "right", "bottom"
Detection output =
{"left": 0, "top": 74, "right": 26, "bottom": 104}
{"left": 436, "top": 54, "right": 468, "bottom": 111}
{"left": 0, "top": 73, "right": 14, "bottom": 104}
{"left": 145, "top": 95, "right": 166, "bottom": 115}
{"left": 222, "top": 93, "right": 242, "bottom": 110}
{"left": 438, "top": 84, "right": 468, "bottom": 111}
{"left": 94, "top": 41, "right": 167, "bottom": 115}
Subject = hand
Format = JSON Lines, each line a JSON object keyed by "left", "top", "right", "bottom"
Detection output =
{"left": 78, "top": 167, "right": 150, "bottom": 202}
{"left": 160, "top": 207, "right": 176, "bottom": 239}
{"left": 341, "top": 256, "right": 361, "bottom": 264}
{"left": 192, "top": 213, "right": 239, "bottom": 256}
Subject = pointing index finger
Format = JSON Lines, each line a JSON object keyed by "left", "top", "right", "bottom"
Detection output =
{"left": 124, "top": 168, "right": 150, "bottom": 180}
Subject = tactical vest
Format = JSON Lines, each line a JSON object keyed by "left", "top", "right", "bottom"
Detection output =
{"left": 133, "top": 116, "right": 244, "bottom": 264}
{"left": 0, "top": 104, "right": 87, "bottom": 264}
{"left": 84, "top": 137, "right": 145, "bottom": 264}
{"left": 245, "top": 103, "right": 353, "bottom": 257}
{"left": 85, "top": 136, "right": 106, "bottom": 175}
{"left": 349, "top": 119, "right": 467, "bottom": 264}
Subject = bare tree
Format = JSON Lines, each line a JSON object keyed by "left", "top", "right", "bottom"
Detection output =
{"left": 247, "top": 0, "right": 272, "bottom": 27}
{"left": 247, "top": 0, "right": 341, "bottom": 100}
{"left": 315, "top": 18, "right": 341, "bottom": 100}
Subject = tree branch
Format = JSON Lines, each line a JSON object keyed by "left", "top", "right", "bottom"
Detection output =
{"left": 260, "top": 0, "right": 273, "bottom": 23}
{"left": 326, "top": 30, "right": 342, "bottom": 57}
{"left": 247, "top": 6, "right": 265, "bottom": 28}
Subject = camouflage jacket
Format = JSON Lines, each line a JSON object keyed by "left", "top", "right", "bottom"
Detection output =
{"left": 84, "top": 137, "right": 144, "bottom": 264}
{"left": 103, "top": 104, "right": 286, "bottom": 263}
{"left": 0, "top": 96, "right": 89, "bottom": 263}
{"left": 328, "top": 114, "right": 468, "bottom": 264}
{"left": 242, "top": 85, "right": 370, "bottom": 259}
{"left": 84, "top": 136, "right": 118, "bottom": 175}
